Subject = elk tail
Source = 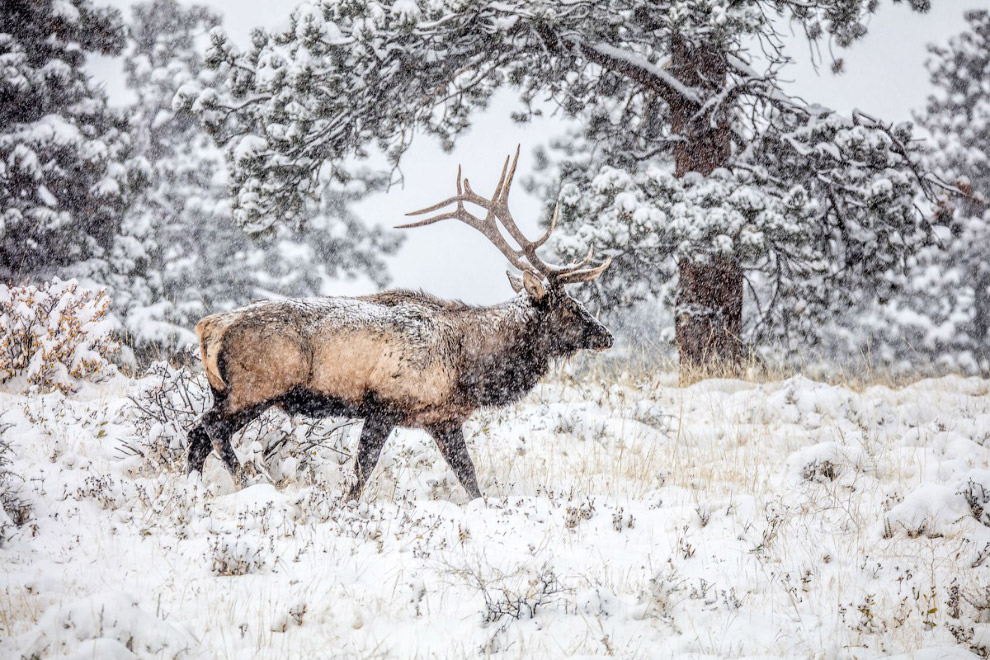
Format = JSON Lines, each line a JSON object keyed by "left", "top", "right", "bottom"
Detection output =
{"left": 195, "top": 315, "right": 228, "bottom": 392}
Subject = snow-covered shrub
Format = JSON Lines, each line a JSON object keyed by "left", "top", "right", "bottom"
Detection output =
{"left": 0, "top": 278, "right": 118, "bottom": 393}
{"left": 270, "top": 601, "right": 308, "bottom": 633}
{"left": 471, "top": 563, "right": 569, "bottom": 654}
{"left": 883, "top": 484, "right": 975, "bottom": 539}
{"left": 642, "top": 565, "right": 687, "bottom": 623}
{"left": 124, "top": 362, "right": 211, "bottom": 470}
{"left": 787, "top": 442, "right": 867, "bottom": 484}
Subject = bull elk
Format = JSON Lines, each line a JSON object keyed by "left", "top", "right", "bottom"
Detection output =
{"left": 187, "top": 148, "right": 612, "bottom": 499}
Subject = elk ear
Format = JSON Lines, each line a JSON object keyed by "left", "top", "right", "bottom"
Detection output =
{"left": 522, "top": 270, "right": 548, "bottom": 303}
{"left": 506, "top": 271, "right": 524, "bottom": 294}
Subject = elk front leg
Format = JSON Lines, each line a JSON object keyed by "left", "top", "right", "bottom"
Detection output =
{"left": 428, "top": 423, "right": 482, "bottom": 500}
{"left": 346, "top": 413, "right": 397, "bottom": 500}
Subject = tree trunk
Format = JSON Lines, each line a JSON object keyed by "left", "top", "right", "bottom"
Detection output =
{"left": 668, "top": 37, "right": 743, "bottom": 380}
{"left": 676, "top": 256, "right": 743, "bottom": 374}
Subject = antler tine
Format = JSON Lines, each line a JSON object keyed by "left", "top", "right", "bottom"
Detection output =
{"left": 567, "top": 244, "right": 596, "bottom": 272}
{"left": 480, "top": 146, "right": 575, "bottom": 279}
{"left": 555, "top": 256, "right": 614, "bottom": 285}
{"left": 532, "top": 202, "right": 559, "bottom": 249}
{"left": 498, "top": 145, "right": 519, "bottom": 205}
{"left": 488, "top": 146, "right": 531, "bottom": 248}
{"left": 493, "top": 150, "right": 512, "bottom": 203}
{"left": 399, "top": 165, "right": 485, "bottom": 229}
{"left": 398, "top": 166, "right": 465, "bottom": 225}
{"left": 394, "top": 210, "right": 462, "bottom": 230}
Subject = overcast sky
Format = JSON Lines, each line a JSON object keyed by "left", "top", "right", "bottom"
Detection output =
{"left": 90, "top": 1, "right": 982, "bottom": 304}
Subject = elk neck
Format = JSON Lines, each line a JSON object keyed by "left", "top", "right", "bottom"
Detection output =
{"left": 453, "top": 295, "right": 551, "bottom": 409}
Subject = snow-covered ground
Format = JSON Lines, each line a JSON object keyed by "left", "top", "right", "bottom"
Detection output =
{"left": 2, "top": 370, "right": 990, "bottom": 659}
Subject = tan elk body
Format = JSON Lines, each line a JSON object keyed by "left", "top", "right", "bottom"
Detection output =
{"left": 188, "top": 149, "right": 612, "bottom": 499}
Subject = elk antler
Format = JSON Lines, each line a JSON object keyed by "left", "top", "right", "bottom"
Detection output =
{"left": 398, "top": 146, "right": 611, "bottom": 285}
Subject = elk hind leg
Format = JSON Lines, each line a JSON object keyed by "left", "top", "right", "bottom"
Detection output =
{"left": 191, "top": 403, "right": 269, "bottom": 486}
{"left": 187, "top": 423, "right": 214, "bottom": 475}
{"left": 428, "top": 423, "right": 482, "bottom": 500}
{"left": 187, "top": 396, "right": 225, "bottom": 474}
{"left": 345, "top": 412, "right": 398, "bottom": 501}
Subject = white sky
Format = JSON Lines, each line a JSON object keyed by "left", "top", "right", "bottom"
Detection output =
{"left": 90, "top": 1, "right": 982, "bottom": 304}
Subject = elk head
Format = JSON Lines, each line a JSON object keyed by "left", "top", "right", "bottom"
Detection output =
{"left": 398, "top": 146, "right": 613, "bottom": 357}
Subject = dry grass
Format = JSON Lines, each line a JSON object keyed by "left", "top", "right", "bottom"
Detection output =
{"left": 565, "top": 343, "right": 988, "bottom": 393}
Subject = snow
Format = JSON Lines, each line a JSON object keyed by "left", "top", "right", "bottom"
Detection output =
{"left": 16, "top": 591, "right": 200, "bottom": 659}
{"left": 36, "top": 185, "right": 56, "bottom": 208}
{"left": 50, "top": 1, "right": 80, "bottom": 23}
{"left": 884, "top": 482, "right": 975, "bottom": 538}
{"left": 390, "top": 0, "right": 422, "bottom": 24}
{"left": 584, "top": 42, "right": 701, "bottom": 105}
{"left": 232, "top": 135, "right": 269, "bottom": 164}
{"left": 1, "top": 372, "right": 989, "bottom": 658}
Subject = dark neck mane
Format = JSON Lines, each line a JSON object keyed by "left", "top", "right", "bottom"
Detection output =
{"left": 454, "top": 298, "right": 550, "bottom": 408}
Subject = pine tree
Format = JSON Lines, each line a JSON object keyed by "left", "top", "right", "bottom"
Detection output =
{"left": 860, "top": 10, "right": 989, "bottom": 374}
{"left": 186, "top": 0, "right": 949, "bottom": 375}
{"left": 117, "top": 0, "right": 401, "bottom": 355}
{"left": 918, "top": 9, "right": 990, "bottom": 372}
{"left": 0, "top": 0, "right": 138, "bottom": 282}
{"left": 112, "top": 0, "right": 240, "bottom": 350}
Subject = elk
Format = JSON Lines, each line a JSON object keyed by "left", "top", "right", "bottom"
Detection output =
{"left": 186, "top": 148, "right": 612, "bottom": 499}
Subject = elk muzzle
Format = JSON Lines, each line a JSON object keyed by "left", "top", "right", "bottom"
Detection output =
{"left": 584, "top": 323, "right": 614, "bottom": 351}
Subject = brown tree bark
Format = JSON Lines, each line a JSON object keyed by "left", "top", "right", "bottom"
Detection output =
{"left": 668, "top": 37, "right": 743, "bottom": 380}
{"left": 676, "top": 256, "right": 743, "bottom": 374}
